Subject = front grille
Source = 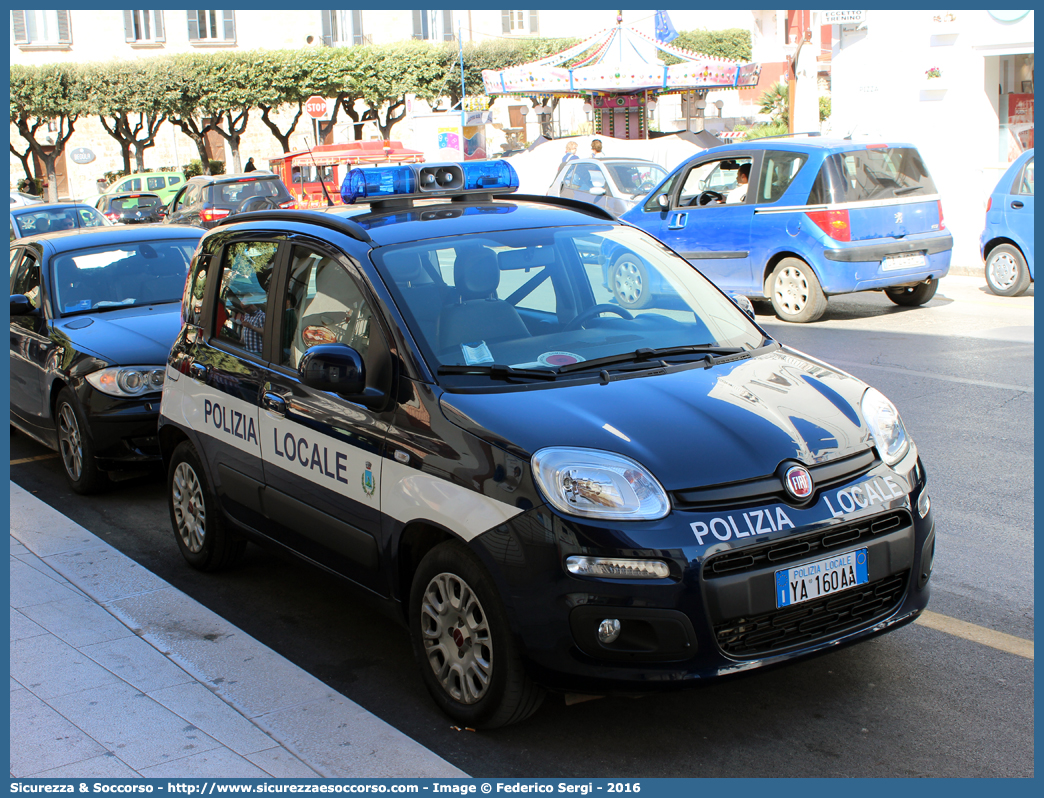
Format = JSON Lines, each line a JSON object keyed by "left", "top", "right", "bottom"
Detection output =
{"left": 703, "top": 510, "right": 909, "bottom": 578}
{"left": 714, "top": 571, "right": 909, "bottom": 658}
{"left": 672, "top": 449, "right": 878, "bottom": 512}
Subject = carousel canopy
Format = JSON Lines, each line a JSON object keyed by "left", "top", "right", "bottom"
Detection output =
{"left": 482, "top": 22, "right": 761, "bottom": 98}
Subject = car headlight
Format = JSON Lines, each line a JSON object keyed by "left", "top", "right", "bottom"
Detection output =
{"left": 532, "top": 447, "right": 670, "bottom": 521}
{"left": 861, "top": 387, "right": 910, "bottom": 466}
{"left": 85, "top": 366, "right": 166, "bottom": 398}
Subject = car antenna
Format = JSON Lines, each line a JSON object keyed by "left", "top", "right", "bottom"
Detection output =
{"left": 305, "top": 136, "right": 335, "bottom": 208}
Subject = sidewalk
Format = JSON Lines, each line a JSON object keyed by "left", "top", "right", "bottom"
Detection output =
{"left": 9, "top": 482, "right": 467, "bottom": 779}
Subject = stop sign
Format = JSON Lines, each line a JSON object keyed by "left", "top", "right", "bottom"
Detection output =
{"left": 305, "top": 95, "right": 328, "bottom": 119}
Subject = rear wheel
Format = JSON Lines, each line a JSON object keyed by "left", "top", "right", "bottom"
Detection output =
{"left": 55, "top": 387, "right": 109, "bottom": 495}
{"left": 885, "top": 278, "right": 939, "bottom": 307}
{"left": 769, "top": 258, "right": 827, "bottom": 323}
{"left": 410, "top": 541, "right": 544, "bottom": 728}
{"left": 984, "top": 245, "right": 1031, "bottom": 297}
{"left": 168, "top": 441, "right": 246, "bottom": 571}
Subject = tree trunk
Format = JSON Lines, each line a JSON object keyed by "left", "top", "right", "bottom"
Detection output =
{"left": 377, "top": 99, "right": 407, "bottom": 141}
{"left": 42, "top": 154, "right": 59, "bottom": 203}
{"left": 170, "top": 116, "right": 214, "bottom": 174}
{"left": 10, "top": 142, "right": 36, "bottom": 187}
{"left": 258, "top": 102, "right": 303, "bottom": 153}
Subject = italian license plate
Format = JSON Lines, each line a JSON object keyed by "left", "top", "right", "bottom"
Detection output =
{"left": 775, "top": 548, "right": 869, "bottom": 608}
{"left": 881, "top": 252, "right": 926, "bottom": 271}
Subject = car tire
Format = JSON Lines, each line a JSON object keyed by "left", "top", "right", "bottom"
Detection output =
{"left": 885, "top": 278, "right": 939, "bottom": 307}
{"left": 984, "top": 245, "right": 1031, "bottom": 297}
{"left": 54, "top": 387, "right": 109, "bottom": 495}
{"left": 168, "top": 441, "right": 246, "bottom": 572}
{"left": 769, "top": 258, "right": 827, "bottom": 323}
{"left": 409, "top": 541, "right": 544, "bottom": 729}
{"left": 611, "top": 253, "right": 653, "bottom": 309}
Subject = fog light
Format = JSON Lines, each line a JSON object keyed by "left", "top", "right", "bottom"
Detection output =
{"left": 917, "top": 492, "right": 931, "bottom": 518}
{"left": 598, "top": 619, "right": 621, "bottom": 644}
{"left": 566, "top": 556, "right": 670, "bottom": 579}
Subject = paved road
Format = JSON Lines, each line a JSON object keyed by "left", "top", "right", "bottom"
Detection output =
{"left": 9, "top": 277, "right": 1033, "bottom": 778}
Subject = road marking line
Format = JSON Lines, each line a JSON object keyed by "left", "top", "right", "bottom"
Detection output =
{"left": 10, "top": 454, "right": 60, "bottom": 465}
{"left": 916, "top": 610, "right": 1034, "bottom": 660}
{"left": 827, "top": 360, "right": 1034, "bottom": 393}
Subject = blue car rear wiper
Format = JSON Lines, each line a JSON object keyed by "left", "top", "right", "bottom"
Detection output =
{"left": 437, "top": 364, "right": 558, "bottom": 382}
{"left": 557, "top": 345, "right": 745, "bottom": 374}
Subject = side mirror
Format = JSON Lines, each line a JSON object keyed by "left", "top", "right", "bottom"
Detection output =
{"left": 730, "top": 294, "right": 756, "bottom": 320}
{"left": 10, "top": 295, "right": 35, "bottom": 316}
{"left": 298, "top": 344, "right": 385, "bottom": 407}
{"left": 589, "top": 185, "right": 607, "bottom": 196}
{"left": 656, "top": 194, "right": 670, "bottom": 210}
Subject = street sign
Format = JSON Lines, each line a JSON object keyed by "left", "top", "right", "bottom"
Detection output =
{"left": 821, "top": 10, "right": 866, "bottom": 25}
{"left": 69, "top": 147, "right": 96, "bottom": 165}
{"left": 305, "top": 95, "right": 330, "bottom": 120}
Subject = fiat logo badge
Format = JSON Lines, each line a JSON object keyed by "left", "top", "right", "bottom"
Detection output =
{"left": 784, "top": 465, "right": 813, "bottom": 500}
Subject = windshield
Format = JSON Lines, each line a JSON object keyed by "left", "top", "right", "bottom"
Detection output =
{"left": 604, "top": 162, "right": 667, "bottom": 196}
{"left": 52, "top": 239, "right": 197, "bottom": 315}
{"left": 372, "top": 225, "right": 765, "bottom": 382}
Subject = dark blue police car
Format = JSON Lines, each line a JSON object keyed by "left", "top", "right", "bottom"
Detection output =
{"left": 157, "top": 160, "right": 935, "bottom": 728}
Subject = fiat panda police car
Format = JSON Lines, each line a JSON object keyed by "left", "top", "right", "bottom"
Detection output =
{"left": 157, "top": 160, "right": 935, "bottom": 728}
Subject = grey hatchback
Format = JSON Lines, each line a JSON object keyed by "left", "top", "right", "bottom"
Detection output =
{"left": 165, "top": 172, "right": 297, "bottom": 229}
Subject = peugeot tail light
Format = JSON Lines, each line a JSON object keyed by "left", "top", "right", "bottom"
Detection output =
{"left": 805, "top": 208, "right": 851, "bottom": 242}
{"left": 937, "top": 200, "right": 946, "bottom": 230}
{"left": 200, "top": 208, "right": 232, "bottom": 223}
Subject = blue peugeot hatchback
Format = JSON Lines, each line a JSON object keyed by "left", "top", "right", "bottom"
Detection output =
{"left": 618, "top": 138, "right": 953, "bottom": 322}
{"left": 981, "top": 148, "right": 1034, "bottom": 296}
{"left": 158, "top": 160, "right": 934, "bottom": 727}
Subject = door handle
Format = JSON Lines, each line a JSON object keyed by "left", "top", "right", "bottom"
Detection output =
{"left": 1011, "top": 200, "right": 1024, "bottom": 209}
{"left": 262, "top": 392, "right": 287, "bottom": 415}
{"left": 667, "top": 213, "right": 688, "bottom": 230}
{"left": 189, "top": 362, "right": 208, "bottom": 382}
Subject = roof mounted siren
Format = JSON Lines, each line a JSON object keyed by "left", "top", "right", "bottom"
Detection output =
{"left": 341, "top": 161, "right": 519, "bottom": 208}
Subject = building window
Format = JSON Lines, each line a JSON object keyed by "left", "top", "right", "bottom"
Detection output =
{"left": 11, "top": 10, "right": 72, "bottom": 46}
{"left": 501, "top": 10, "right": 538, "bottom": 35}
{"left": 321, "top": 10, "right": 364, "bottom": 46}
{"left": 124, "top": 10, "right": 165, "bottom": 43}
{"left": 413, "top": 9, "right": 454, "bottom": 41}
{"left": 187, "top": 10, "right": 235, "bottom": 43}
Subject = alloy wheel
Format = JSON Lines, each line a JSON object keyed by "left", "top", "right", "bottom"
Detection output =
{"left": 56, "top": 403, "right": 83, "bottom": 481}
{"left": 172, "top": 462, "right": 206, "bottom": 553}
{"left": 420, "top": 572, "right": 493, "bottom": 705}
{"left": 613, "top": 260, "right": 644, "bottom": 306}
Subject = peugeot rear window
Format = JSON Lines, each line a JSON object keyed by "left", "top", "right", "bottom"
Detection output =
{"left": 807, "top": 147, "right": 938, "bottom": 204}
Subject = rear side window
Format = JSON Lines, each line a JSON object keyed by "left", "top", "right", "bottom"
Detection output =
{"left": 1016, "top": 158, "right": 1034, "bottom": 195}
{"left": 147, "top": 177, "right": 165, "bottom": 191}
{"left": 169, "top": 176, "right": 182, "bottom": 186}
{"left": 808, "top": 148, "right": 938, "bottom": 204}
{"left": 756, "top": 151, "right": 807, "bottom": 204}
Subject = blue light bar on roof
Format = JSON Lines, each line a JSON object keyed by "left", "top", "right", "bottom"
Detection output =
{"left": 341, "top": 161, "right": 519, "bottom": 205}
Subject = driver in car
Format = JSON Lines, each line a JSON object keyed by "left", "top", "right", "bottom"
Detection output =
{"left": 726, "top": 163, "right": 751, "bottom": 203}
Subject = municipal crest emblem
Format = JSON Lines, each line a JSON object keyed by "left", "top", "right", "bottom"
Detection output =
{"left": 361, "top": 461, "right": 376, "bottom": 497}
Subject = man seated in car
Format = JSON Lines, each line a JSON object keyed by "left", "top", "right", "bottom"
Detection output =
{"left": 726, "top": 163, "right": 751, "bottom": 203}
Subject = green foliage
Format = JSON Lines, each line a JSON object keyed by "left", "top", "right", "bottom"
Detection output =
{"left": 103, "top": 169, "right": 127, "bottom": 184}
{"left": 759, "top": 82, "right": 790, "bottom": 126}
{"left": 819, "top": 95, "right": 831, "bottom": 122}
{"left": 736, "top": 121, "right": 789, "bottom": 141}
{"left": 183, "top": 159, "right": 225, "bottom": 178}
{"left": 666, "top": 29, "right": 753, "bottom": 63}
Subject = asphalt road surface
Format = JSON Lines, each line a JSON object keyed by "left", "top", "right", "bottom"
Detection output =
{"left": 9, "top": 276, "right": 1033, "bottom": 778}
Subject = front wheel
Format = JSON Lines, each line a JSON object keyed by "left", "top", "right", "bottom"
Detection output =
{"left": 769, "top": 258, "right": 827, "bottom": 323}
{"left": 984, "top": 245, "right": 1031, "bottom": 297}
{"left": 611, "top": 253, "right": 652, "bottom": 309}
{"left": 885, "top": 278, "right": 939, "bottom": 307}
{"left": 54, "top": 387, "right": 109, "bottom": 495}
{"left": 410, "top": 541, "right": 544, "bottom": 728}
{"left": 168, "top": 441, "right": 246, "bottom": 571}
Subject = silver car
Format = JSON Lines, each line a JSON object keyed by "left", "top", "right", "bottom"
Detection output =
{"left": 549, "top": 157, "right": 667, "bottom": 217}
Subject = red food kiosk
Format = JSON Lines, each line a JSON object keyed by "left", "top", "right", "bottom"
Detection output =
{"left": 268, "top": 141, "right": 425, "bottom": 208}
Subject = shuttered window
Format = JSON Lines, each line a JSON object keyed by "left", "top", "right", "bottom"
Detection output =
{"left": 352, "top": 10, "right": 364, "bottom": 45}
{"left": 413, "top": 9, "right": 452, "bottom": 40}
{"left": 321, "top": 10, "right": 364, "bottom": 47}
{"left": 187, "top": 9, "right": 235, "bottom": 42}
{"left": 12, "top": 10, "right": 72, "bottom": 45}
{"left": 501, "top": 10, "right": 538, "bottom": 34}
{"left": 123, "top": 10, "right": 166, "bottom": 43}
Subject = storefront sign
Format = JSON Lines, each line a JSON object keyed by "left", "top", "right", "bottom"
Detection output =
{"left": 822, "top": 11, "right": 867, "bottom": 25}
{"left": 69, "top": 147, "right": 95, "bottom": 165}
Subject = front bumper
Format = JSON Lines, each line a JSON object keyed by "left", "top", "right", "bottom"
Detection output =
{"left": 472, "top": 451, "right": 934, "bottom": 694}
{"left": 77, "top": 383, "right": 164, "bottom": 469}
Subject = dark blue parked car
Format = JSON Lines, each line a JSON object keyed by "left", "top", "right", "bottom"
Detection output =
{"left": 616, "top": 138, "right": 953, "bottom": 322}
{"left": 981, "top": 148, "right": 1034, "bottom": 296}
{"left": 10, "top": 225, "right": 203, "bottom": 493}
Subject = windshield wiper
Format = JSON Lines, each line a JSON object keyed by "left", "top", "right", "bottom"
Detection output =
{"left": 437, "top": 364, "right": 558, "bottom": 382}
{"left": 557, "top": 345, "right": 745, "bottom": 374}
{"left": 894, "top": 185, "right": 925, "bottom": 196}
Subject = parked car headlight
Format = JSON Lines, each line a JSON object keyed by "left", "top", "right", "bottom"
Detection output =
{"left": 85, "top": 366, "right": 166, "bottom": 397}
{"left": 861, "top": 388, "right": 910, "bottom": 465}
{"left": 532, "top": 447, "right": 670, "bottom": 520}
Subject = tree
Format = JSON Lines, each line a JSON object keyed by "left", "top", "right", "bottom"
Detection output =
{"left": 759, "top": 82, "right": 790, "bottom": 127}
{"left": 196, "top": 51, "right": 269, "bottom": 173}
{"left": 84, "top": 60, "right": 168, "bottom": 173}
{"left": 164, "top": 55, "right": 219, "bottom": 175}
{"left": 668, "top": 29, "right": 753, "bottom": 63}
{"left": 10, "top": 139, "right": 37, "bottom": 191}
{"left": 255, "top": 49, "right": 324, "bottom": 153}
{"left": 10, "top": 63, "right": 85, "bottom": 202}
